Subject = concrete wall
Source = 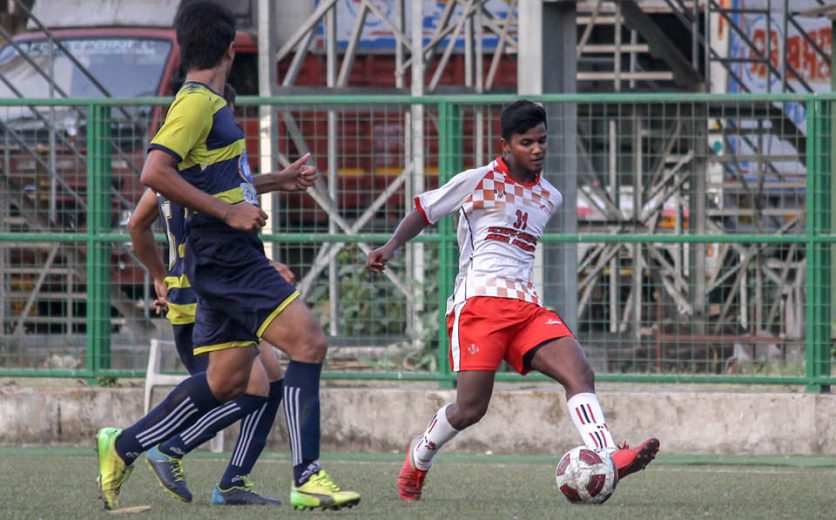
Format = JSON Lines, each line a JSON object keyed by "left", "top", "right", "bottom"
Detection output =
{"left": 2, "top": 385, "right": 836, "bottom": 455}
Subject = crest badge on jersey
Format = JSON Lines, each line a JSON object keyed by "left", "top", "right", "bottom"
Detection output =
{"left": 241, "top": 183, "right": 258, "bottom": 205}
{"left": 238, "top": 151, "right": 254, "bottom": 183}
{"left": 238, "top": 151, "right": 258, "bottom": 205}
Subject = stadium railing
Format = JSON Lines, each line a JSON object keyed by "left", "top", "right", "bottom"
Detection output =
{"left": 0, "top": 93, "right": 832, "bottom": 392}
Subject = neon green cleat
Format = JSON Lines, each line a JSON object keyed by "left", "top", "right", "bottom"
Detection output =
{"left": 289, "top": 470, "right": 360, "bottom": 511}
{"left": 96, "top": 427, "right": 133, "bottom": 510}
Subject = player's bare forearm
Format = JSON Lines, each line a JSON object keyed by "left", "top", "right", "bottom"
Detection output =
{"left": 253, "top": 153, "right": 316, "bottom": 194}
{"left": 253, "top": 173, "right": 282, "bottom": 194}
{"left": 127, "top": 189, "right": 166, "bottom": 282}
{"left": 385, "top": 210, "right": 429, "bottom": 250}
{"left": 141, "top": 150, "right": 267, "bottom": 232}
{"left": 367, "top": 210, "right": 428, "bottom": 272}
{"left": 253, "top": 172, "right": 307, "bottom": 194}
{"left": 141, "top": 151, "right": 233, "bottom": 222}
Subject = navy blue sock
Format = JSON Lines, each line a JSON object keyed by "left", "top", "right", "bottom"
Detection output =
{"left": 219, "top": 380, "right": 284, "bottom": 489}
{"left": 159, "top": 393, "right": 267, "bottom": 459}
{"left": 283, "top": 361, "right": 322, "bottom": 485}
{"left": 115, "top": 373, "right": 220, "bottom": 465}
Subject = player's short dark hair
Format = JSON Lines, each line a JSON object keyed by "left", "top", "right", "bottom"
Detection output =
{"left": 500, "top": 100, "right": 547, "bottom": 140}
{"left": 174, "top": 1, "right": 237, "bottom": 71}
{"left": 223, "top": 83, "right": 237, "bottom": 106}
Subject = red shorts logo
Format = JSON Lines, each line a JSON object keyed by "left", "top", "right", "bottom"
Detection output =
{"left": 447, "top": 297, "right": 574, "bottom": 374}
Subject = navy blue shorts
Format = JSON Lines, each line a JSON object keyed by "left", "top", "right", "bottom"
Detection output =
{"left": 185, "top": 230, "right": 298, "bottom": 355}
{"left": 172, "top": 323, "right": 208, "bottom": 374}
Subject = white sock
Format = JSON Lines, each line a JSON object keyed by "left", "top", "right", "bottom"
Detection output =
{"left": 413, "top": 403, "right": 459, "bottom": 470}
{"left": 566, "top": 393, "right": 615, "bottom": 452}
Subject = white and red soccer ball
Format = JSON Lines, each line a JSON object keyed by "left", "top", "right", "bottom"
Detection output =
{"left": 555, "top": 446, "right": 618, "bottom": 504}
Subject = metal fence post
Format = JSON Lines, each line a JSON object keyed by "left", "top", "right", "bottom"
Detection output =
{"left": 436, "top": 101, "right": 462, "bottom": 388}
{"left": 805, "top": 98, "right": 831, "bottom": 393}
{"left": 86, "top": 103, "right": 112, "bottom": 380}
{"left": 2, "top": 93, "right": 835, "bottom": 387}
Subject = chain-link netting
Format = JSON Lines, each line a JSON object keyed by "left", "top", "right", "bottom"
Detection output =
{"left": 0, "top": 94, "right": 832, "bottom": 388}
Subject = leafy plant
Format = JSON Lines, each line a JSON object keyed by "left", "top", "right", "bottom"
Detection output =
{"left": 96, "top": 375, "right": 120, "bottom": 387}
{"left": 308, "top": 243, "right": 442, "bottom": 371}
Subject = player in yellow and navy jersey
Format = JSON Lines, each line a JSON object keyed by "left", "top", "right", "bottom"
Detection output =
{"left": 95, "top": 1, "right": 359, "bottom": 512}
{"left": 127, "top": 83, "right": 313, "bottom": 502}
{"left": 128, "top": 182, "right": 292, "bottom": 505}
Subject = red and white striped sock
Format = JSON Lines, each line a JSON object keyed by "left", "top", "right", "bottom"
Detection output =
{"left": 413, "top": 403, "right": 459, "bottom": 470}
{"left": 566, "top": 393, "right": 615, "bottom": 452}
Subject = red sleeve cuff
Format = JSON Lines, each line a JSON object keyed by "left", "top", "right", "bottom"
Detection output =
{"left": 414, "top": 196, "right": 431, "bottom": 225}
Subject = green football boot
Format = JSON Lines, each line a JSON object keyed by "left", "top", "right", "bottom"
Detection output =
{"left": 290, "top": 470, "right": 360, "bottom": 511}
{"left": 96, "top": 427, "right": 134, "bottom": 510}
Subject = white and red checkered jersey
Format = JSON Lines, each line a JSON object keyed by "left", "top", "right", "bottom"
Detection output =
{"left": 415, "top": 156, "right": 563, "bottom": 314}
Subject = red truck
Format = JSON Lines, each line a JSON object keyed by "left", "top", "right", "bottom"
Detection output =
{"left": 0, "top": 6, "right": 259, "bottom": 332}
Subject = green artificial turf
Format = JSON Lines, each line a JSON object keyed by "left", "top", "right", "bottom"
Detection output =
{"left": 1, "top": 448, "right": 833, "bottom": 519}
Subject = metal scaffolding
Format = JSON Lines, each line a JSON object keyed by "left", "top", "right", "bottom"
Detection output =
{"left": 265, "top": 0, "right": 528, "bottom": 341}
{"left": 0, "top": 0, "right": 828, "bottom": 367}
{"left": 0, "top": 0, "right": 155, "bottom": 340}
{"left": 260, "top": 0, "right": 714, "bottom": 343}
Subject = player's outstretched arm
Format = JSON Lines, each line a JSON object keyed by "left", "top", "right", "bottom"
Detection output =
{"left": 127, "top": 189, "right": 168, "bottom": 314}
{"left": 254, "top": 153, "right": 317, "bottom": 194}
{"left": 366, "top": 210, "right": 428, "bottom": 272}
{"left": 141, "top": 150, "right": 268, "bottom": 232}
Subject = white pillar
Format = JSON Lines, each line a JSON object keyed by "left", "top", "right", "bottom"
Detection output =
{"left": 408, "top": 0, "right": 425, "bottom": 345}
{"left": 257, "top": 0, "right": 278, "bottom": 259}
{"left": 517, "top": 0, "right": 543, "bottom": 95}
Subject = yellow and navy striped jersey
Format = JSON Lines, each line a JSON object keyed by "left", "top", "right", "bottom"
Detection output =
{"left": 148, "top": 81, "right": 257, "bottom": 232}
{"left": 157, "top": 195, "right": 196, "bottom": 325}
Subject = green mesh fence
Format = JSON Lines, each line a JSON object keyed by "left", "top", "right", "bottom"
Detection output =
{"left": 0, "top": 94, "right": 833, "bottom": 390}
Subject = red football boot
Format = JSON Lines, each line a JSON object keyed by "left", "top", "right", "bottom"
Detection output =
{"left": 397, "top": 437, "right": 428, "bottom": 501}
{"left": 611, "top": 438, "right": 660, "bottom": 480}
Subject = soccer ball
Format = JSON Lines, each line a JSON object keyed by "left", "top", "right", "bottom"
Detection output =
{"left": 554, "top": 446, "right": 617, "bottom": 504}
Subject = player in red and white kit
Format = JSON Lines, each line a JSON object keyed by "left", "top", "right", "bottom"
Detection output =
{"left": 367, "top": 100, "right": 659, "bottom": 501}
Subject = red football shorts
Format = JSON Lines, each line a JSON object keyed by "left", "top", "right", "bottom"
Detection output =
{"left": 446, "top": 296, "right": 575, "bottom": 375}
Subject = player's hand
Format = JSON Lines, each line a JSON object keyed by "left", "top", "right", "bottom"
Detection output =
{"left": 270, "top": 260, "right": 296, "bottom": 284}
{"left": 277, "top": 153, "right": 317, "bottom": 192}
{"left": 366, "top": 245, "right": 394, "bottom": 272}
{"left": 224, "top": 203, "right": 268, "bottom": 232}
{"left": 152, "top": 277, "right": 168, "bottom": 315}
